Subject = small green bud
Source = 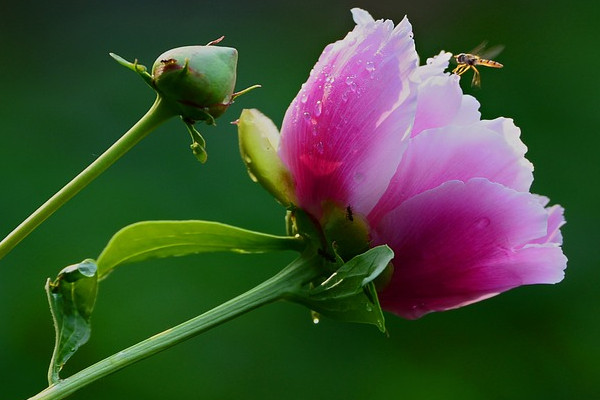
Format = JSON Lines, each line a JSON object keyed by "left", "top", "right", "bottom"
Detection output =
{"left": 237, "top": 109, "right": 297, "bottom": 206}
{"left": 111, "top": 39, "right": 259, "bottom": 163}
{"left": 152, "top": 37, "right": 238, "bottom": 124}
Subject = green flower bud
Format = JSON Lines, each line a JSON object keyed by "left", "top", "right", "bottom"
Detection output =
{"left": 237, "top": 109, "right": 297, "bottom": 206}
{"left": 152, "top": 37, "right": 238, "bottom": 124}
{"left": 110, "top": 39, "right": 259, "bottom": 163}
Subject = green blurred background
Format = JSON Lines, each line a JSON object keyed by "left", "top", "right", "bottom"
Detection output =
{"left": 1, "top": 0, "right": 598, "bottom": 398}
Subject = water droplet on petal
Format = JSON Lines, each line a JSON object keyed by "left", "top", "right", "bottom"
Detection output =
{"left": 366, "top": 61, "right": 376, "bottom": 79}
{"left": 366, "top": 61, "right": 376, "bottom": 72}
{"left": 323, "top": 76, "right": 334, "bottom": 91}
{"left": 314, "top": 100, "right": 322, "bottom": 117}
{"left": 345, "top": 75, "right": 358, "bottom": 92}
{"left": 341, "top": 91, "right": 349, "bottom": 102}
{"left": 475, "top": 217, "right": 491, "bottom": 229}
{"left": 300, "top": 92, "right": 308, "bottom": 104}
{"left": 316, "top": 141, "right": 324, "bottom": 154}
{"left": 303, "top": 111, "right": 311, "bottom": 122}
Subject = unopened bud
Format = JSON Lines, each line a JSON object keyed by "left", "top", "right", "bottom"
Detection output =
{"left": 152, "top": 38, "right": 238, "bottom": 124}
{"left": 237, "top": 109, "right": 296, "bottom": 206}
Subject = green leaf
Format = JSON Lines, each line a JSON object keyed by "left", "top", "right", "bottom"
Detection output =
{"left": 292, "top": 245, "right": 393, "bottom": 332}
{"left": 96, "top": 220, "right": 305, "bottom": 277}
{"left": 46, "top": 259, "right": 99, "bottom": 384}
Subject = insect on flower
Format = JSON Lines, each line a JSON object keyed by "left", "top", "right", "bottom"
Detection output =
{"left": 452, "top": 42, "right": 504, "bottom": 88}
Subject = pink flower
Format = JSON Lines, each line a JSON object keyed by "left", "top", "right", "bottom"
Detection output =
{"left": 261, "top": 9, "right": 566, "bottom": 319}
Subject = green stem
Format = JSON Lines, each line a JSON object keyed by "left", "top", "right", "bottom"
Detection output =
{"left": 0, "top": 96, "right": 177, "bottom": 261}
{"left": 29, "top": 254, "right": 321, "bottom": 400}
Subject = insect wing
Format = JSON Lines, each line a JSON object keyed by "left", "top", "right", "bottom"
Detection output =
{"left": 478, "top": 44, "right": 504, "bottom": 60}
{"left": 468, "top": 41, "right": 489, "bottom": 56}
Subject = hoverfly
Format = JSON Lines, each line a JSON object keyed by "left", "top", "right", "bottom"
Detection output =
{"left": 452, "top": 42, "right": 504, "bottom": 88}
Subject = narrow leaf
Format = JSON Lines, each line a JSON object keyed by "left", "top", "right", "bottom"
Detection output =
{"left": 46, "top": 260, "right": 98, "bottom": 384}
{"left": 96, "top": 220, "right": 304, "bottom": 277}
{"left": 293, "top": 245, "right": 393, "bottom": 332}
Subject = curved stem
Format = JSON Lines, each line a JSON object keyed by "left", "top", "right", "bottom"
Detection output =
{"left": 29, "top": 254, "right": 320, "bottom": 400}
{"left": 0, "top": 96, "right": 177, "bottom": 261}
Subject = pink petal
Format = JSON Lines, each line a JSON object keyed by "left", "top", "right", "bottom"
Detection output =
{"left": 279, "top": 9, "right": 419, "bottom": 219}
{"left": 409, "top": 52, "right": 481, "bottom": 137}
{"left": 451, "top": 94, "right": 481, "bottom": 126}
{"left": 410, "top": 51, "right": 452, "bottom": 82}
{"left": 373, "top": 179, "right": 567, "bottom": 319}
{"left": 369, "top": 120, "right": 534, "bottom": 226}
{"left": 531, "top": 204, "right": 565, "bottom": 245}
{"left": 410, "top": 74, "right": 463, "bottom": 137}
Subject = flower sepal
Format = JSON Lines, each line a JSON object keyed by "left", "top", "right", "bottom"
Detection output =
{"left": 289, "top": 245, "right": 394, "bottom": 332}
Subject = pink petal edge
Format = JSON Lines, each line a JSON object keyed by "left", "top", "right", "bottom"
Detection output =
{"left": 374, "top": 178, "right": 567, "bottom": 319}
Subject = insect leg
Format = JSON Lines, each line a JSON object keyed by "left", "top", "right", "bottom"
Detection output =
{"left": 452, "top": 64, "right": 469, "bottom": 76}
{"left": 471, "top": 66, "right": 481, "bottom": 88}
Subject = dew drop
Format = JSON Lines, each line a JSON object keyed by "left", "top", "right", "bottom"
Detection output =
{"left": 366, "top": 304, "right": 373, "bottom": 312}
{"left": 314, "top": 100, "right": 322, "bottom": 117}
{"left": 366, "top": 61, "right": 376, "bottom": 79}
{"left": 311, "top": 310, "right": 320, "bottom": 324}
{"left": 345, "top": 76, "right": 358, "bottom": 92}
{"left": 341, "top": 91, "right": 349, "bottom": 102}
{"left": 315, "top": 141, "right": 324, "bottom": 154}
{"left": 247, "top": 171, "right": 258, "bottom": 183}
{"left": 475, "top": 217, "right": 491, "bottom": 229}
{"left": 303, "top": 111, "right": 311, "bottom": 122}
{"left": 300, "top": 92, "right": 308, "bottom": 104}
{"left": 323, "top": 76, "right": 334, "bottom": 91}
